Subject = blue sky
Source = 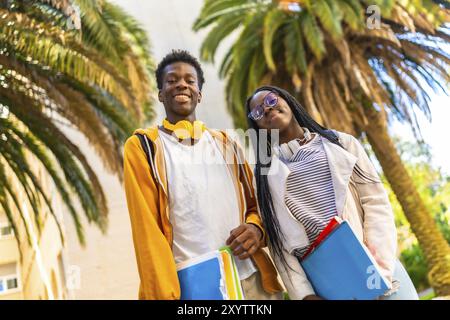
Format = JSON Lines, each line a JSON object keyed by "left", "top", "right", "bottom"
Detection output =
{"left": 391, "top": 93, "right": 450, "bottom": 175}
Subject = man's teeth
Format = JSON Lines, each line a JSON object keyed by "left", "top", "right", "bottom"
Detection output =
{"left": 174, "top": 95, "right": 190, "bottom": 102}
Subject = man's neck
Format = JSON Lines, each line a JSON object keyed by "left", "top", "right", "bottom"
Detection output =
{"left": 159, "top": 125, "right": 201, "bottom": 146}
{"left": 166, "top": 113, "right": 196, "bottom": 124}
{"left": 160, "top": 113, "right": 201, "bottom": 146}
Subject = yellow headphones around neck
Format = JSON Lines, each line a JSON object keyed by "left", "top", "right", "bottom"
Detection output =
{"left": 162, "top": 118, "right": 206, "bottom": 140}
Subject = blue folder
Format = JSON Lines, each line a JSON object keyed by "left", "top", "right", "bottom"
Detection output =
{"left": 300, "top": 221, "right": 391, "bottom": 300}
{"left": 177, "top": 254, "right": 225, "bottom": 300}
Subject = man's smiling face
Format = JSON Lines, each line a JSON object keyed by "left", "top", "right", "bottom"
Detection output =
{"left": 158, "top": 62, "right": 202, "bottom": 121}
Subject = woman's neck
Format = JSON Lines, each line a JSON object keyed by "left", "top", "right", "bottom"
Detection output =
{"left": 279, "top": 122, "right": 304, "bottom": 145}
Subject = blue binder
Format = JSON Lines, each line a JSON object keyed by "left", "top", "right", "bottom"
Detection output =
{"left": 177, "top": 253, "right": 224, "bottom": 300}
{"left": 176, "top": 248, "right": 244, "bottom": 300}
{"left": 300, "top": 220, "right": 391, "bottom": 300}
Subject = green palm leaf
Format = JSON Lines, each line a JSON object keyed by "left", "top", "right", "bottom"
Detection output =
{"left": 312, "top": 0, "right": 343, "bottom": 40}
{"left": 263, "top": 7, "right": 288, "bottom": 71}
{"left": 284, "top": 17, "right": 308, "bottom": 75}
{"left": 0, "top": 0, "right": 155, "bottom": 247}
{"left": 300, "top": 11, "right": 326, "bottom": 60}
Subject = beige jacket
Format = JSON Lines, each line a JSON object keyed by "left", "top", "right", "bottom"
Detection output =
{"left": 266, "top": 131, "right": 397, "bottom": 300}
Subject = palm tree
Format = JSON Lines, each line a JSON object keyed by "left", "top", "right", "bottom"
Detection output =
{"left": 0, "top": 0, "right": 155, "bottom": 250}
{"left": 194, "top": 0, "right": 450, "bottom": 295}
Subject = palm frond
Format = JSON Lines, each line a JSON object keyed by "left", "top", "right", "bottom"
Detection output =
{"left": 0, "top": 0, "right": 154, "bottom": 245}
{"left": 300, "top": 11, "right": 326, "bottom": 60}
{"left": 312, "top": 0, "right": 343, "bottom": 40}
{"left": 263, "top": 7, "right": 288, "bottom": 71}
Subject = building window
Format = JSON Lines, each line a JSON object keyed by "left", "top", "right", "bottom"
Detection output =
{"left": 0, "top": 224, "right": 14, "bottom": 238}
{"left": 0, "top": 263, "right": 20, "bottom": 295}
{"left": 0, "top": 276, "right": 19, "bottom": 294}
{"left": 6, "top": 277, "right": 18, "bottom": 290}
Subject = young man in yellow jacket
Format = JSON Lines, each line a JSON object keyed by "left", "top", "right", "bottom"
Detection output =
{"left": 123, "top": 50, "right": 283, "bottom": 300}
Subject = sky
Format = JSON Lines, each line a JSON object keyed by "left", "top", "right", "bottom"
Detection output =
{"left": 391, "top": 93, "right": 450, "bottom": 175}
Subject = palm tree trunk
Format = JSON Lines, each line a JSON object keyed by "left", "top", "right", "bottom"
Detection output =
{"left": 364, "top": 106, "right": 450, "bottom": 296}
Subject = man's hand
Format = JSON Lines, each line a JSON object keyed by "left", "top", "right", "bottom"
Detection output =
{"left": 226, "top": 223, "right": 262, "bottom": 260}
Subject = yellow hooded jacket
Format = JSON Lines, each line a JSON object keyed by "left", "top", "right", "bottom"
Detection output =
{"left": 123, "top": 127, "right": 283, "bottom": 299}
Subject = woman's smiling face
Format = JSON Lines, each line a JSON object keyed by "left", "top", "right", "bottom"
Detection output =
{"left": 248, "top": 90, "right": 294, "bottom": 131}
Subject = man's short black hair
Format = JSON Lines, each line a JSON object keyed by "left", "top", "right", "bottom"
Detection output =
{"left": 155, "top": 49, "right": 205, "bottom": 90}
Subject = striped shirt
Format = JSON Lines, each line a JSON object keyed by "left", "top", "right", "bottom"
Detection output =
{"left": 282, "top": 134, "right": 337, "bottom": 258}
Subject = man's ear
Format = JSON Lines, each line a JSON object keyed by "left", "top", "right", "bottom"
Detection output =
{"left": 197, "top": 91, "right": 202, "bottom": 103}
{"left": 158, "top": 90, "right": 163, "bottom": 103}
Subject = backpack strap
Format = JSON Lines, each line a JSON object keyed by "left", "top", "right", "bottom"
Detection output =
{"left": 134, "top": 133, "right": 159, "bottom": 185}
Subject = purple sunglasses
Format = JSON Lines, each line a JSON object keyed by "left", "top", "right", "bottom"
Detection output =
{"left": 248, "top": 92, "right": 279, "bottom": 121}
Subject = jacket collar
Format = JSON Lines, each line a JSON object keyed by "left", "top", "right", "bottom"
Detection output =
{"left": 268, "top": 135, "right": 357, "bottom": 216}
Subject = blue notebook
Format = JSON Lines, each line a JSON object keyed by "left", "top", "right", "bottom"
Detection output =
{"left": 177, "top": 251, "right": 224, "bottom": 300}
{"left": 300, "top": 219, "right": 391, "bottom": 300}
{"left": 176, "top": 248, "right": 244, "bottom": 300}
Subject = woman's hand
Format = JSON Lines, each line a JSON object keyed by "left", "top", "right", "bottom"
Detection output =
{"left": 366, "top": 242, "right": 393, "bottom": 283}
{"left": 226, "top": 223, "right": 262, "bottom": 260}
{"left": 303, "top": 295, "right": 324, "bottom": 300}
